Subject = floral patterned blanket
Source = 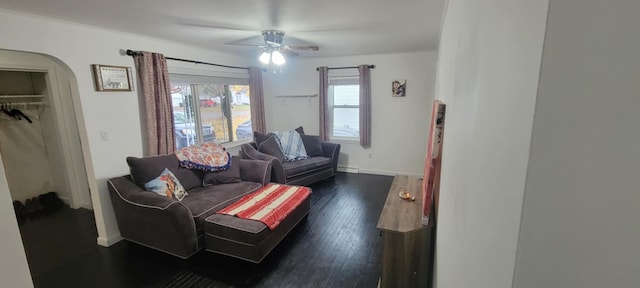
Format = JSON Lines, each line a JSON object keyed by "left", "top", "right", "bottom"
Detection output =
{"left": 174, "top": 142, "right": 231, "bottom": 172}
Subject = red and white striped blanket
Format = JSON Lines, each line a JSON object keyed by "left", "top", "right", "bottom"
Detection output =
{"left": 217, "top": 183, "right": 311, "bottom": 230}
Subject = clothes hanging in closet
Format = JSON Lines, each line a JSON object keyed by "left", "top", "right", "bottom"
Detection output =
{"left": 0, "top": 105, "right": 55, "bottom": 202}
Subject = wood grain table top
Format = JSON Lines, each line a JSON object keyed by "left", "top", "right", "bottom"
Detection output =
{"left": 376, "top": 175, "right": 424, "bottom": 233}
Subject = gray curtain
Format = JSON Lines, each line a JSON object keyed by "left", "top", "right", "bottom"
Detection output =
{"left": 248, "top": 66, "right": 266, "bottom": 134}
{"left": 133, "top": 51, "right": 175, "bottom": 155}
{"left": 318, "top": 66, "right": 329, "bottom": 141}
{"left": 358, "top": 65, "right": 372, "bottom": 148}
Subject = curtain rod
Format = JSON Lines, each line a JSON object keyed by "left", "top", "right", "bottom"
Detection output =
{"left": 125, "top": 49, "right": 265, "bottom": 71}
{"left": 315, "top": 65, "right": 375, "bottom": 71}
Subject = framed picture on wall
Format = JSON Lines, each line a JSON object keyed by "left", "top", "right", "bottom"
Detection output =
{"left": 422, "top": 100, "right": 446, "bottom": 227}
{"left": 392, "top": 79, "right": 406, "bottom": 97}
{"left": 92, "top": 64, "right": 133, "bottom": 91}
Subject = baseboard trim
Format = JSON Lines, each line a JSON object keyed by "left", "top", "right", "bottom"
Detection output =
{"left": 337, "top": 167, "right": 423, "bottom": 178}
{"left": 58, "top": 196, "right": 71, "bottom": 206}
{"left": 337, "top": 166, "right": 359, "bottom": 173}
{"left": 358, "top": 169, "right": 423, "bottom": 178}
{"left": 80, "top": 202, "right": 93, "bottom": 210}
{"left": 97, "top": 234, "right": 123, "bottom": 247}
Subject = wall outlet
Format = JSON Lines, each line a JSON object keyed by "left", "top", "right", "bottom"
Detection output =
{"left": 368, "top": 153, "right": 373, "bottom": 159}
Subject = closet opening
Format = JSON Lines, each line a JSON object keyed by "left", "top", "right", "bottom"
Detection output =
{"left": 0, "top": 49, "right": 95, "bottom": 282}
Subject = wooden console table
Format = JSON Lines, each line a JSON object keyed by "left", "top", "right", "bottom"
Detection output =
{"left": 377, "top": 175, "right": 432, "bottom": 288}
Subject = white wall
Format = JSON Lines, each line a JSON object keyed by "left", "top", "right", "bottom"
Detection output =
{"left": 514, "top": 1, "right": 640, "bottom": 287}
{"left": 263, "top": 51, "right": 437, "bottom": 176}
{"left": 433, "top": 0, "right": 549, "bottom": 287}
{"left": 0, "top": 154, "right": 33, "bottom": 288}
{"left": 0, "top": 8, "right": 249, "bottom": 248}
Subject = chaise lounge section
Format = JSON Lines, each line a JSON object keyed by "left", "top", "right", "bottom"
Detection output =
{"left": 204, "top": 184, "right": 311, "bottom": 263}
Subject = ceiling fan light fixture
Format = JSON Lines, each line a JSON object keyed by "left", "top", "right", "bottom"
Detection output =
{"left": 259, "top": 51, "right": 271, "bottom": 64}
{"left": 271, "top": 50, "right": 286, "bottom": 65}
{"left": 262, "top": 30, "right": 285, "bottom": 46}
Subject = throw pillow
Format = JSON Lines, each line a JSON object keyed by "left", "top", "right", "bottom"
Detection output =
{"left": 144, "top": 168, "right": 188, "bottom": 201}
{"left": 295, "top": 126, "right": 305, "bottom": 135}
{"left": 258, "top": 136, "right": 286, "bottom": 162}
{"left": 203, "top": 156, "right": 242, "bottom": 186}
{"left": 273, "top": 130, "right": 309, "bottom": 161}
{"left": 300, "top": 134, "right": 323, "bottom": 157}
{"left": 254, "top": 131, "right": 274, "bottom": 146}
{"left": 127, "top": 155, "right": 202, "bottom": 191}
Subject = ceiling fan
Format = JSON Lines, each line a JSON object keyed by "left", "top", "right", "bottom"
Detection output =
{"left": 226, "top": 30, "right": 319, "bottom": 65}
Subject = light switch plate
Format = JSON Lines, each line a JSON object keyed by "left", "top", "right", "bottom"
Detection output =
{"left": 100, "top": 130, "right": 109, "bottom": 141}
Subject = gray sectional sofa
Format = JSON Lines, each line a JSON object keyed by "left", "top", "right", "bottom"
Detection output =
{"left": 107, "top": 153, "right": 311, "bottom": 262}
{"left": 239, "top": 134, "right": 341, "bottom": 186}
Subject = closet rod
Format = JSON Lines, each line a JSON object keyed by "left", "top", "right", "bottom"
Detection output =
{"left": 125, "top": 50, "right": 266, "bottom": 72}
{"left": 316, "top": 65, "right": 375, "bottom": 71}
{"left": 2, "top": 102, "right": 47, "bottom": 106}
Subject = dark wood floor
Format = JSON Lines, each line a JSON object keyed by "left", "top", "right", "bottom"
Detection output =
{"left": 18, "top": 173, "right": 393, "bottom": 288}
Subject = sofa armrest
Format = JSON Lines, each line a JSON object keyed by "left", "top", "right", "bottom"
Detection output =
{"left": 239, "top": 159, "right": 272, "bottom": 185}
{"left": 321, "top": 142, "right": 341, "bottom": 175}
{"left": 107, "top": 176, "right": 199, "bottom": 258}
{"left": 240, "top": 143, "right": 286, "bottom": 183}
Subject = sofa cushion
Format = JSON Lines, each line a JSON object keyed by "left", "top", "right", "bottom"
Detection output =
{"left": 300, "top": 135, "right": 323, "bottom": 157}
{"left": 254, "top": 131, "right": 274, "bottom": 146}
{"left": 203, "top": 156, "right": 242, "bottom": 186}
{"left": 295, "top": 126, "right": 305, "bottom": 135}
{"left": 144, "top": 168, "right": 188, "bottom": 201}
{"left": 127, "top": 154, "right": 203, "bottom": 191}
{"left": 282, "top": 157, "right": 332, "bottom": 178}
{"left": 181, "top": 182, "right": 262, "bottom": 233}
{"left": 258, "top": 136, "right": 285, "bottom": 161}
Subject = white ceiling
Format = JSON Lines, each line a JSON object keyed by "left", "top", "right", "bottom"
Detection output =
{"left": 0, "top": 0, "right": 444, "bottom": 58}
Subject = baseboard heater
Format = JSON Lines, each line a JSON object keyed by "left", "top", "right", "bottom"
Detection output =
{"left": 337, "top": 166, "right": 359, "bottom": 174}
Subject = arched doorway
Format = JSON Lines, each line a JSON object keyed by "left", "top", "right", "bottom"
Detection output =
{"left": 0, "top": 49, "right": 91, "bottom": 209}
{"left": 0, "top": 49, "right": 95, "bottom": 285}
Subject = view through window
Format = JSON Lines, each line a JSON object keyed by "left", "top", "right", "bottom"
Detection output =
{"left": 170, "top": 75, "right": 252, "bottom": 149}
{"left": 329, "top": 76, "right": 360, "bottom": 139}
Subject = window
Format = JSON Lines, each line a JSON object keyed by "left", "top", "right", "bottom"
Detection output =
{"left": 170, "top": 74, "right": 252, "bottom": 149}
{"left": 329, "top": 76, "right": 360, "bottom": 139}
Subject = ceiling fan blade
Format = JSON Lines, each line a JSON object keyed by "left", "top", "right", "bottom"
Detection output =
{"left": 284, "top": 45, "right": 319, "bottom": 51}
{"left": 175, "top": 19, "right": 261, "bottom": 32}
{"left": 292, "top": 26, "right": 378, "bottom": 34}
{"left": 223, "top": 28, "right": 320, "bottom": 56}
{"left": 225, "top": 43, "right": 267, "bottom": 48}
{"left": 225, "top": 35, "right": 265, "bottom": 46}
{"left": 280, "top": 48, "right": 299, "bottom": 57}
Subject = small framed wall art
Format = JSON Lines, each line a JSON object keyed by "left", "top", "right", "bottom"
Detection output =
{"left": 392, "top": 79, "right": 406, "bottom": 97}
{"left": 92, "top": 64, "right": 133, "bottom": 91}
